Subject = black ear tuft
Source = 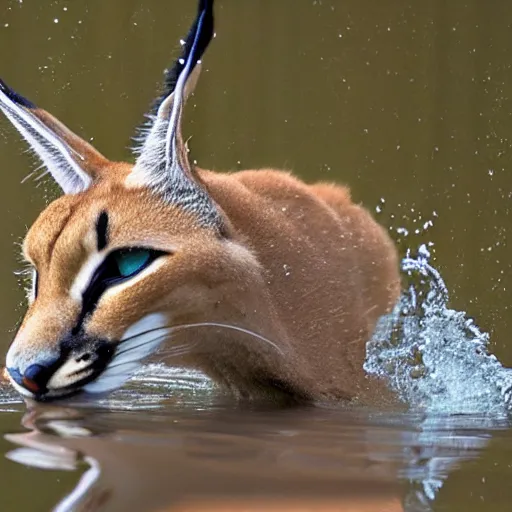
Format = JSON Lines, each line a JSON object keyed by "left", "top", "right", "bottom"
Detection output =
{"left": 137, "top": 0, "right": 214, "bottom": 136}
{"left": 0, "top": 78, "right": 36, "bottom": 109}
{"left": 156, "top": 0, "right": 214, "bottom": 110}
{"left": 129, "top": 0, "right": 222, "bottom": 231}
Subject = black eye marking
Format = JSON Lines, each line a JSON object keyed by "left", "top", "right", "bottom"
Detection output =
{"left": 96, "top": 211, "right": 109, "bottom": 252}
{"left": 71, "top": 247, "right": 168, "bottom": 335}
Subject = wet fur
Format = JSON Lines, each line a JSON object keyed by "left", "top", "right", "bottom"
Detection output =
{"left": 1, "top": 0, "right": 400, "bottom": 405}
{"left": 16, "top": 165, "right": 400, "bottom": 404}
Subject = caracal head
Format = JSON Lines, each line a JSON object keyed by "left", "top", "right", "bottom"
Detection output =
{"left": 0, "top": 0, "right": 249, "bottom": 400}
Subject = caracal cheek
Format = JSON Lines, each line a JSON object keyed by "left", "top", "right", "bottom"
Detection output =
{"left": 85, "top": 259, "right": 168, "bottom": 340}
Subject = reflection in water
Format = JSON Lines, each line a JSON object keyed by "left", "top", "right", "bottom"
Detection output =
{"left": 4, "top": 403, "right": 504, "bottom": 512}
{"left": 96, "top": 365, "right": 215, "bottom": 411}
{"left": 398, "top": 414, "right": 502, "bottom": 511}
{"left": 2, "top": 249, "right": 512, "bottom": 511}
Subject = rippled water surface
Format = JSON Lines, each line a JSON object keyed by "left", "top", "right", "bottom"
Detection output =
{"left": 2, "top": 0, "right": 512, "bottom": 510}
{"left": 2, "top": 375, "right": 512, "bottom": 512}
{"left": 3, "top": 250, "right": 512, "bottom": 511}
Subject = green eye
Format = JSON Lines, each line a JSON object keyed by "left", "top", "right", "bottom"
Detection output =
{"left": 114, "top": 249, "right": 151, "bottom": 278}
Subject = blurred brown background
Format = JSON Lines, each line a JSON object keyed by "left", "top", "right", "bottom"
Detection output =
{"left": 1, "top": 2, "right": 512, "bottom": 511}
{"left": 0, "top": 0, "right": 511, "bottom": 363}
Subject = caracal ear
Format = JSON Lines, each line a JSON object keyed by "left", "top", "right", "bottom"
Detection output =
{"left": 0, "top": 79, "right": 109, "bottom": 194}
{"left": 128, "top": 0, "right": 222, "bottom": 230}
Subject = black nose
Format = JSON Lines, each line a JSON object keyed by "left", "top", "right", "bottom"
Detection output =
{"left": 23, "top": 364, "right": 54, "bottom": 393}
{"left": 8, "top": 359, "right": 58, "bottom": 395}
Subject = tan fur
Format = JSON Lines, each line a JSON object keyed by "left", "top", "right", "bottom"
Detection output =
{"left": 3, "top": 2, "right": 400, "bottom": 404}
{"left": 12, "top": 160, "right": 400, "bottom": 404}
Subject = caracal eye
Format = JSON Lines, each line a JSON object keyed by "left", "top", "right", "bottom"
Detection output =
{"left": 114, "top": 249, "right": 151, "bottom": 278}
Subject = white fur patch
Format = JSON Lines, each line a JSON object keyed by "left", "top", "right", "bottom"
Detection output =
{"left": 5, "top": 447, "right": 77, "bottom": 471}
{"left": 70, "top": 252, "right": 106, "bottom": 302}
{"left": 53, "top": 457, "right": 101, "bottom": 512}
{"left": 5, "top": 343, "right": 16, "bottom": 370}
{"left": 47, "top": 358, "right": 94, "bottom": 390}
{"left": 28, "top": 268, "right": 37, "bottom": 304}
{"left": 0, "top": 87, "right": 92, "bottom": 194}
{"left": 83, "top": 313, "right": 169, "bottom": 395}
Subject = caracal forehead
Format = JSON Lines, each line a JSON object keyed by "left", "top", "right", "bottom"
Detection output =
{"left": 24, "top": 181, "right": 211, "bottom": 267}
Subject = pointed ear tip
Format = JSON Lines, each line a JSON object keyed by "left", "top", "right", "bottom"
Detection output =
{"left": 0, "top": 77, "right": 9, "bottom": 93}
{"left": 199, "top": 0, "right": 214, "bottom": 17}
{"left": 0, "top": 78, "right": 35, "bottom": 108}
{"left": 200, "top": 0, "right": 214, "bottom": 10}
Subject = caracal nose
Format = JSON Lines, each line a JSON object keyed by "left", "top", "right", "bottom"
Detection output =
{"left": 8, "top": 358, "right": 58, "bottom": 394}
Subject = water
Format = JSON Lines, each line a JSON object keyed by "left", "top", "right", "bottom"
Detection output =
{"left": 2, "top": 0, "right": 512, "bottom": 510}
{"left": 1, "top": 387, "right": 511, "bottom": 512}
{"left": 366, "top": 245, "right": 512, "bottom": 415}
{"left": 1, "top": 251, "right": 512, "bottom": 510}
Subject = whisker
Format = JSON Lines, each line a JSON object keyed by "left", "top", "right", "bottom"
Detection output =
{"left": 21, "top": 162, "right": 45, "bottom": 184}
{"left": 107, "top": 347, "right": 190, "bottom": 371}
{"left": 174, "top": 322, "right": 284, "bottom": 356}
{"left": 98, "top": 321, "right": 284, "bottom": 393}
{"left": 113, "top": 337, "right": 188, "bottom": 365}
{"left": 114, "top": 330, "right": 173, "bottom": 359}
{"left": 154, "top": 345, "right": 194, "bottom": 360}
{"left": 118, "top": 322, "right": 283, "bottom": 356}
{"left": 89, "top": 322, "right": 282, "bottom": 395}
{"left": 119, "top": 327, "right": 171, "bottom": 345}
{"left": 34, "top": 166, "right": 51, "bottom": 181}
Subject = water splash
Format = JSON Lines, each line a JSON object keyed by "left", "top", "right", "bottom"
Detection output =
{"left": 95, "top": 364, "right": 214, "bottom": 410}
{"left": 365, "top": 244, "right": 512, "bottom": 415}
